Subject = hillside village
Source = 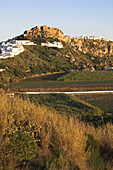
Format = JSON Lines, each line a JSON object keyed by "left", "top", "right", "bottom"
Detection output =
{"left": 0, "top": 40, "right": 36, "bottom": 59}
{"left": 0, "top": 39, "right": 64, "bottom": 59}
{"left": 75, "top": 35, "right": 110, "bottom": 41}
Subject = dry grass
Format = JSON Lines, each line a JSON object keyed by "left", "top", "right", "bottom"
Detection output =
{"left": 85, "top": 123, "right": 113, "bottom": 149}
{"left": 0, "top": 94, "right": 113, "bottom": 169}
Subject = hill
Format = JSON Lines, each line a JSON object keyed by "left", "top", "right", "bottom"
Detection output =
{"left": 0, "top": 25, "right": 113, "bottom": 88}
{"left": 0, "top": 94, "right": 113, "bottom": 169}
{"left": 22, "top": 25, "right": 113, "bottom": 58}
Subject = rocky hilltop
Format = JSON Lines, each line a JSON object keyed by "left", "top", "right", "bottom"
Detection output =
{"left": 24, "top": 25, "right": 71, "bottom": 43}
{"left": 23, "top": 25, "right": 113, "bottom": 57}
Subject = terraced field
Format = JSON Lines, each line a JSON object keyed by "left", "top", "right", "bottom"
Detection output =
{"left": 76, "top": 93, "right": 113, "bottom": 114}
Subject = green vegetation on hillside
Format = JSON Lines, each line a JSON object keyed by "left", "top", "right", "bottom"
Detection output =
{"left": 17, "top": 93, "right": 113, "bottom": 126}
{"left": 12, "top": 79, "right": 113, "bottom": 87}
{"left": 0, "top": 95, "right": 113, "bottom": 170}
{"left": 57, "top": 70, "right": 113, "bottom": 81}
{"left": 16, "top": 34, "right": 60, "bottom": 45}
{"left": 20, "top": 93, "right": 101, "bottom": 116}
{"left": 76, "top": 93, "right": 113, "bottom": 114}
{"left": 19, "top": 72, "right": 68, "bottom": 82}
{"left": 0, "top": 45, "right": 77, "bottom": 87}
{"left": 1, "top": 37, "right": 113, "bottom": 89}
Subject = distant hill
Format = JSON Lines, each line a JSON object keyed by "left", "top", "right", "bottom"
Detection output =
{"left": 19, "top": 25, "right": 113, "bottom": 57}
{"left": 0, "top": 25, "right": 113, "bottom": 87}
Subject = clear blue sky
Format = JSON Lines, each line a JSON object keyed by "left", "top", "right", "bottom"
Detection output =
{"left": 0, "top": 0, "right": 113, "bottom": 42}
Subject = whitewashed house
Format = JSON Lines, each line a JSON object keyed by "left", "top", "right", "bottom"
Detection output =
{"left": 0, "top": 40, "right": 36, "bottom": 59}
{"left": 41, "top": 41, "right": 63, "bottom": 48}
{"left": 15, "top": 40, "right": 36, "bottom": 45}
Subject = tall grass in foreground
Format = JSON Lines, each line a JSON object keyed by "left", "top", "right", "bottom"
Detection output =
{"left": 0, "top": 95, "right": 113, "bottom": 170}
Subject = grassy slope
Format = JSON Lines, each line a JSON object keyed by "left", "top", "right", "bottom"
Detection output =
{"left": 76, "top": 93, "right": 113, "bottom": 114}
{"left": 0, "top": 45, "right": 76, "bottom": 87}
{"left": 18, "top": 93, "right": 113, "bottom": 126}
{"left": 19, "top": 72, "right": 69, "bottom": 82}
{"left": 0, "top": 94, "right": 113, "bottom": 169}
{"left": 57, "top": 70, "right": 113, "bottom": 81}
{"left": 19, "top": 93, "right": 101, "bottom": 116}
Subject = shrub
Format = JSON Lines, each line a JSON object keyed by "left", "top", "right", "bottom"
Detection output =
{"left": 8, "top": 130, "right": 38, "bottom": 162}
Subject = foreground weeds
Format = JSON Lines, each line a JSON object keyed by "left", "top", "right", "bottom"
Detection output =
{"left": 0, "top": 95, "right": 113, "bottom": 169}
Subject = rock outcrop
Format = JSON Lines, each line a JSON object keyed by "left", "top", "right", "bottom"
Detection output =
{"left": 24, "top": 25, "right": 71, "bottom": 43}
{"left": 23, "top": 25, "right": 113, "bottom": 57}
{"left": 71, "top": 38, "right": 113, "bottom": 57}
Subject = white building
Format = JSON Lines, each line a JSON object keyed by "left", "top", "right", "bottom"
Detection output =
{"left": 14, "top": 40, "right": 36, "bottom": 46}
{"left": 41, "top": 42, "right": 63, "bottom": 48}
{"left": 0, "top": 40, "right": 36, "bottom": 59}
{"left": 89, "top": 36, "right": 101, "bottom": 40}
{"left": 77, "top": 35, "right": 102, "bottom": 40}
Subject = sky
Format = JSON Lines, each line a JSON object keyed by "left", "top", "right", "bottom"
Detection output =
{"left": 0, "top": 0, "right": 113, "bottom": 42}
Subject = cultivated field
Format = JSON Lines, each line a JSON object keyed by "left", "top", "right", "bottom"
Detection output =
{"left": 76, "top": 93, "right": 113, "bottom": 114}
{"left": 9, "top": 79, "right": 113, "bottom": 91}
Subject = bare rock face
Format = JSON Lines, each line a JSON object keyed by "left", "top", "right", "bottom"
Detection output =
{"left": 108, "top": 43, "right": 113, "bottom": 53}
{"left": 24, "top": 25, "right": 113, "bottom": 57}
{"left": 70, "top": 56, "right": 75, "bottom": 63}
{"left": 71, "top": 38, "right": 113, "bottom": 57}
{"left": 24, "top": 25, "right": 71, "bottom": 43}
